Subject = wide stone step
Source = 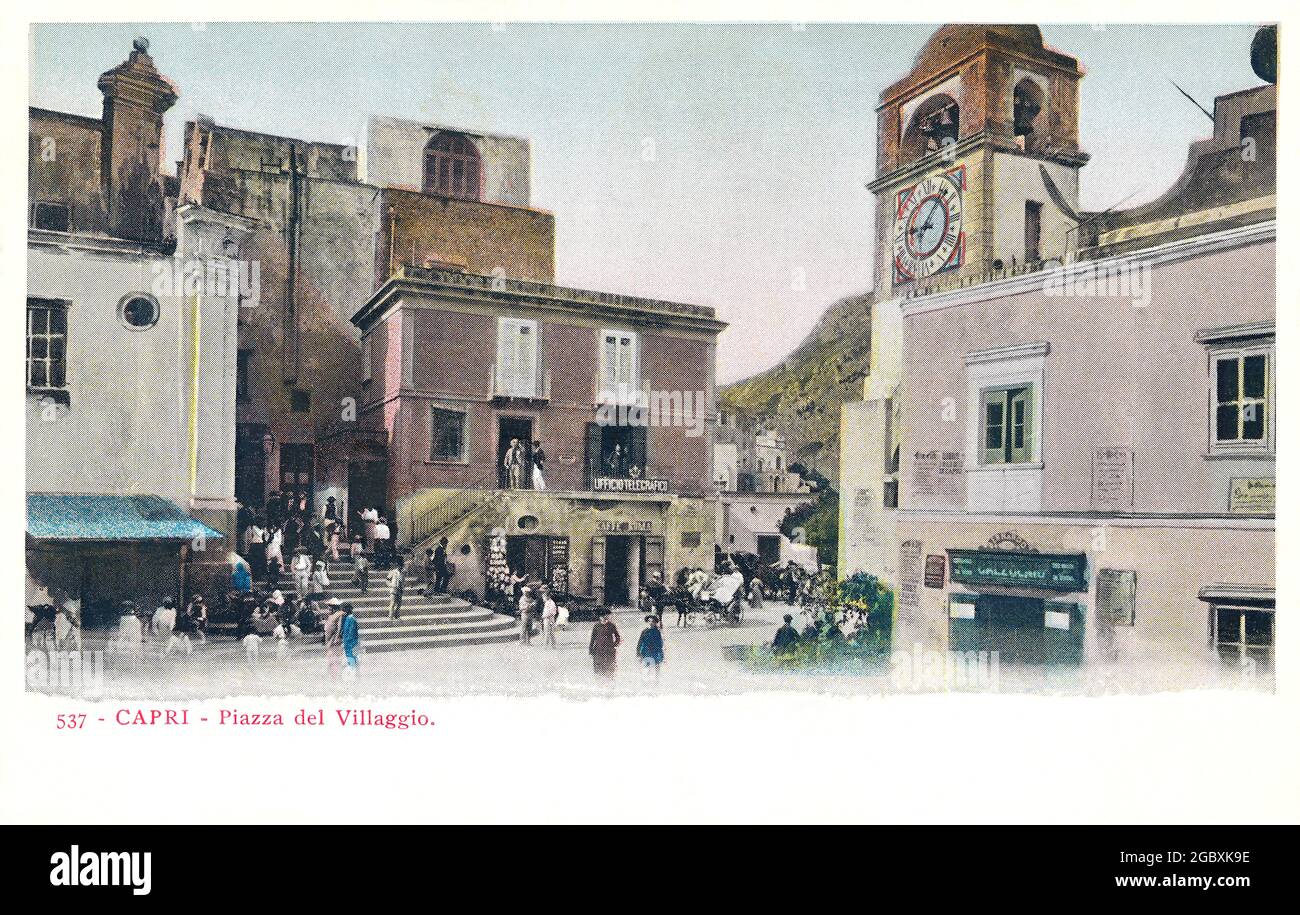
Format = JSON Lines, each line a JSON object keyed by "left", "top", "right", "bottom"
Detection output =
{"left": 352, "top": 628, "right": 521, "bottom": 653}
{"left": 352, "top": 608, "right": 496, "bottom": 626}
{"left": 356, "top": 618, "right": 517, "bottom": 641}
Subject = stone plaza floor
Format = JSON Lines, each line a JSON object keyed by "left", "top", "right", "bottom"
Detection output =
{"left": 29, "top": 598, "right": 1270, "bottom": 700}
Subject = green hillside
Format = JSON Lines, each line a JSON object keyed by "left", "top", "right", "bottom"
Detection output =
{"left": 719, "top": 292, "right": 872, "bottom": 486}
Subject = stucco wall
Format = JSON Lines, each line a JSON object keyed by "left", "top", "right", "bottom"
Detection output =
{"left": 898, "top": 237, "right": 1276, "bottom": 515}
{"left": 362, "top": 115, "right": 531, "bottom": 207}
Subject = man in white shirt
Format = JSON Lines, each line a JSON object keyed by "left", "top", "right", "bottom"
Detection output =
{"left": 540, "top": 585, "right": 559, "bottom": 648}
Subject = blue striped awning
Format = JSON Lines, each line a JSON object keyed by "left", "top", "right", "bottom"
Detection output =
{"left": 26, "top": 494, "right": 224, "bottom": 542}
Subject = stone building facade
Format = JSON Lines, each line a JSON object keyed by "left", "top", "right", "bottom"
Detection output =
{"left": 840, "top": 23, "right": 1276, "bottom": 686}
{"left": 26, "top": 40, "right": 252, "bottom": 622}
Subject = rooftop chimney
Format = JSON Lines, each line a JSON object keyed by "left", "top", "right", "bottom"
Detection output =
{"left": 97, "top": 37, "right": 178, "bottom": 242}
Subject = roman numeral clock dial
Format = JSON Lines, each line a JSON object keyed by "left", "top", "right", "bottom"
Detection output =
{"left": 893, "top": 168, "right": 965, "bottom": 283}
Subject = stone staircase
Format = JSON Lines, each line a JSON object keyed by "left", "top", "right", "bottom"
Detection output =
{"left": 270, "top": 558, "right": 518, "bottom": 653}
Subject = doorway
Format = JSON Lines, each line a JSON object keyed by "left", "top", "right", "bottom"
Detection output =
{"left": 604, "top": 536, "right": 631, "bottom": 605}
{"left": 505, "top": 535, "right": 549, "bottom": 583}
{"left": 348, "top": 459, "right": 388, "bottom": 534}
{"left": 756, "top": 534, "right": 782, "bottom": 566}
{"left": 949, "top": 593, "right": 1084, "bottom": 665}
{"left": 279, "top": 443, "right": 315, "bottom": 506}
{"left": 498, "top": 417, "right": 534, "bottom": 489}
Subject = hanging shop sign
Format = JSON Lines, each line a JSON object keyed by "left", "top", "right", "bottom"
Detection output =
{"left": 947, "top": 549, "right": 1087, "bottom": 592}
{"left": 924, "top": 554, "right": 946, "bottom": 588}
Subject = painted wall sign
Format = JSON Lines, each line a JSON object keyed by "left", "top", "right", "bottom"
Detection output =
{"left": 924, "top": 554, "right": 946, "bottom": 588}
{"left": 592, "top": 476, "right": 669, "bottom": 494}
{"left": 1096, "top": 568, "right": 1136, "bottom": 626}
{"left": 947, "top": 549, "right": 1088, "bottom": 592}
{"left": 1229, "top": 477, "right": 1274, "bottom": 514}
{"left": 897, "top": 539, "right": 923, "bottom": 622}
{"left": 910, "top": 449, "right": 965, "bottom": 508}
{"left": 1091, "top": 447, "right": 1134, "bottom": 511}
{"left": 596, "top": 519, "right": 653, "bottom": 533}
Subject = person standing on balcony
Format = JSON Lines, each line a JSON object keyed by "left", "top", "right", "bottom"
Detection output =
{"left": 605, "top": 444, "right": 626, "bottom": 478}
{"left": 531, "top": 441, "right": 547, "bottom": 491}
{"left": 504, "top": 438, "right": 527, "bottom": 489}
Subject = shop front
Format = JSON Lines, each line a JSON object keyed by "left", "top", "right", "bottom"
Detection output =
{"left": 402, "top": 488, "right": 714, "bottom": 606}
{"left": 945, "top": 547, "right": 1089, "bottom": 665}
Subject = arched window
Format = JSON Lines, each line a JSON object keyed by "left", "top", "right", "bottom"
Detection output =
{"left": 902, "top": 94, "right": 960, "bottom": 162}
{"left": 423, "top": 132, "right": 481, "bottom": 201}
{"left": 1013, "top": 79, "right": 1046, "bottom": 151}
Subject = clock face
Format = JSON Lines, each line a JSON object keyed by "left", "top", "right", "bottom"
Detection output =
{"left": 893, "top": 169, "right": 964, "bottom": 282}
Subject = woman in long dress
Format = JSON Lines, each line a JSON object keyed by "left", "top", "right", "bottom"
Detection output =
{"left": 588, "top": 609, "right": 622, "bottom": 678}
{"left": 531, "top": 441, "right": 547, "bottom": 491}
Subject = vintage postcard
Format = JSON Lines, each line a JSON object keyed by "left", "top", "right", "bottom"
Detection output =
{"left": 22, "top": 19, "right": 1279, "bottom": 699}
{"left": 5, "top": 5, "right": 1295, "bottom": 838}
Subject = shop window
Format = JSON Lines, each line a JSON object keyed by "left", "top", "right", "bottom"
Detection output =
{"left": 980, "top": 385, "right": 1034, "bottom": 465}
{"left": 27, "top": 298, "right": 68, "bottom": 391}
{"left": 430, "top": 406, "right": 468, "bottom": 462}
{"left": 422, "top": 132, "right": 481, "bottom": 201}
{"left": 1213, "top": 605, "right": 1274, "bottom": 667}
{"left": 1211, "top": 346, "right": 1271, "bottom": 452}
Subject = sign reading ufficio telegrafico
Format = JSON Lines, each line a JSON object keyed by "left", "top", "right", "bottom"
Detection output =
{"left": 592, "top": 476, "right": 669, "bottom": 494}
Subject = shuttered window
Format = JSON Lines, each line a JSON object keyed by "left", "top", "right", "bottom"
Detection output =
{"left": 496, "top": 318, "right": 538, "bottom": 397}
{"left": 980, "top": 386, "right": 1033, "bottom": 465}
{"left": 599, "top": 329, "right": 639, "bottom": 399}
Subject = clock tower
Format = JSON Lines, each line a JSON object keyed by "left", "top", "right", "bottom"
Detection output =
{"left": 840, "top": 24, "right": 1088, "bottom": 588}
{"left": 863, "top": 24, "right": 1088, "bottom": 399}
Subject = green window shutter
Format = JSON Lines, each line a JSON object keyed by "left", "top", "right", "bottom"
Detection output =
{"left": 1009, "top": 386, "right": 1032, "bottom": 464}
{"left": 584, "top": 422, "right": 602, "bottom": 488}
{"left": 630, "top": 425, "right": 648, "bottom": 476}
{"left": 981, "top": 389, "right": 1007, "bottom": 465}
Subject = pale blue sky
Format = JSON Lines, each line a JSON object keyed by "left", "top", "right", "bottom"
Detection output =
{"left": 31, "top": 22, "right": 1265, "bottom": 382}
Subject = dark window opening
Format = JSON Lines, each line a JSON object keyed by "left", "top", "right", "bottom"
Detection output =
{"left": 423, "top": 132, "right": 481, "bottom": 201}
{"left": 1024, "top": 200, "right": 1042, "bottom": 264}
{"left": 27, "top": 299, "right": 68, "bottom": 390}
{"left": 430, "top": 407, "right": 467, "bottom": 462}
{"left": 120, "top": 294, "right": 159, "bottom": 330}
{"left": 291, "top": 389, "right": 311, "bottom": 413}
{"left": 32, "top": 201, "right": 71, "bottom": 233}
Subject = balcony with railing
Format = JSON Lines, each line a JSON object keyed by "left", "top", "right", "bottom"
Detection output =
{"left": 488, "top": 366, "right": 551, "bottom": 403}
